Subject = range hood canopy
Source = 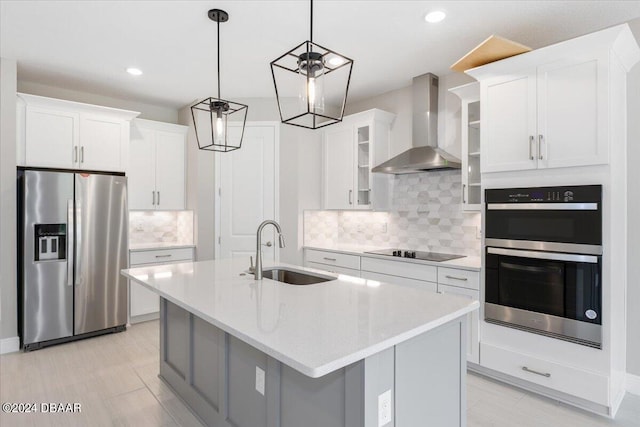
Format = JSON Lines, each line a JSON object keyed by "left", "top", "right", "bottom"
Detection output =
{"left": 372, "top": 73, "right": 461, "bottom": 174}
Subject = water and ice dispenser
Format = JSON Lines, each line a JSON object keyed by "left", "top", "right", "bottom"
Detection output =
{"left": 34, "top": 224, "right": 66, "bottom": 261}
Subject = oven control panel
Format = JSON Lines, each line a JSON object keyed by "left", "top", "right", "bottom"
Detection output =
{"left": 486, "top": 185, "right": 602, "bottom": 204}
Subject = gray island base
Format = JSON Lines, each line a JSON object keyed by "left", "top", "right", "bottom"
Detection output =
{"left": 160, "top": 298, "right": 467, "bottom": 427}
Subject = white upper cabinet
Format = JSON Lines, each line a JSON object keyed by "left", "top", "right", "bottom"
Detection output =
{"left": 17, "top": 93, "right": 139, "bottom": 172}
{"left": 322, "top": 109, "right": 395, "bottom": 210}
{"left": 450, "top": 82, "right": 482, "bottom": 211}
{"left": 467, "top": 24, "right": 640, "bottom": 173}
{"left": 129, "top": 119, "right": 187, "bottom": 210}
{"left": 24, "top": 106, "right": 79, "bottom": 169}
{"left": 323, "top": 125, "right": 354, "bottom": 210}
{"left": 483, "top": 72, "right": 537, "bottom": 172}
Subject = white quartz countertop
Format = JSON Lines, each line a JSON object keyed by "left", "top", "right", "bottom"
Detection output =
{"left": 304, "top": 245, "right": 482, "bottom": 271}
{"left": 122, "top": 258, "right": 478, "bottom": 378}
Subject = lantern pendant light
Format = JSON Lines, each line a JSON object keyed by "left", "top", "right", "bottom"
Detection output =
{"left": 191, "top": 9, "right": 248, "bottom": 152}
{"left": 270, "top": 0, "right": 354, "bottom": 129}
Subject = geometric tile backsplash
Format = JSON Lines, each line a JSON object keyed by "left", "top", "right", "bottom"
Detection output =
{"left": 129, "top": 211, "right": 194, "bottom": 246}
{"left": 304, "top": 170, "right": 481, "bottom": 256}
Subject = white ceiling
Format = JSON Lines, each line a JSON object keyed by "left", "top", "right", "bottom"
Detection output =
{"left": 2, "top": 1, "right": 639, "bottom": 109}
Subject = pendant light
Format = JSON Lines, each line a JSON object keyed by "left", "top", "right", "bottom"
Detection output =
{"left": 270, "top": 0, "right": 353, "bottom": 129}
{"left": 191, "top": 9, "right": 248, "bottom": 152}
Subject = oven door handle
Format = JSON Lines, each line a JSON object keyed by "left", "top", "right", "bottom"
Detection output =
{"left": 487, "top": 247, "right": 599, "bottom": 264}
{"left": 500, "top": 262, "right": 560, "bottom": 274}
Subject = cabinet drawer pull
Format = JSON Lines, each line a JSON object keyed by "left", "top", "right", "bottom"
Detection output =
{"left": 445, "top": 275, "right": 468, "bottom": 281}
{"left": 529, "top": 136, "right": 535, "bottom": 160}
{"left": 522, "top": 366, "right": 551, "bottom": 378}
{"left": 155, "top": 254, "right": 172, "bottom": 258}
{"left": 323, "top": 257, "right": 337, "bottom": 262}
{"left": 538, "top": 135, "right": 544, "bottom": 160}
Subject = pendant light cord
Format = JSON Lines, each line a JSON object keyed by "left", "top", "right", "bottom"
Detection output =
{"left": 217, "top": 17, "right": 221, "bottom": 99}
{"left": 310, "top": 0, "right": 313, "bottom": 42}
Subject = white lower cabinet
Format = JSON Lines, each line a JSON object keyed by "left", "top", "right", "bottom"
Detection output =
{"left": 436, "top": 267, "right": 480, "bottom": 364}
{"left": 480, "top": 342, "right": 609, "bottom": 405}
{"left": 303, "top": 249, "right": 361, "bottom": 276}
{"left": 438, "top": 284, "right": 479, "bottom": 364}
{"left": 129, "top": 247, "right": 194, "bottom": 322}
{"left": 303, "top": 248, "right": 480, "bottom": 365}
{"left": 305, "top": 261, "right": 360, "bottom": 277}
{"left": 359, "top": 270, "right": 437, "bottom": 292}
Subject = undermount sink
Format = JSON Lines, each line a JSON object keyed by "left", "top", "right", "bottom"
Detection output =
{"left": 262, "top": 267, "right": 334, "bottom": 285}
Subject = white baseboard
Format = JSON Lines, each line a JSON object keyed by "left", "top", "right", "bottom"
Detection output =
{"left": 0, "top": 336, "right": 20, "bottom": 354}
{"left": 627, "top": 373, "right": 640, "bottom": 396}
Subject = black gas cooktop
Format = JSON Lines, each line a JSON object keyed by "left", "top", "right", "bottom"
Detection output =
{"left": 364, "top": 248, "right": 466, "bottom": 262}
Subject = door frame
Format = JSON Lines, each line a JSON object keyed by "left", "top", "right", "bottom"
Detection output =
{"left": 214, "top": 121, "right": 280, "bottom": 261}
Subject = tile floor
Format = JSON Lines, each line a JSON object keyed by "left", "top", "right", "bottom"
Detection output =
{"left": 1, "top": 320, "right": 638, "bottom": 426}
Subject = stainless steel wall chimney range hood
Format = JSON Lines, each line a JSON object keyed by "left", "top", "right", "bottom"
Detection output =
{"left": 372, "top": 73, "right": 461, "bottom": 174}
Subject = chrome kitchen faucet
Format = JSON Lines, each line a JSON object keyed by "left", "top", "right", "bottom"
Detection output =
{"left": 254, "top": 220, "right": 285, "bottom": 280}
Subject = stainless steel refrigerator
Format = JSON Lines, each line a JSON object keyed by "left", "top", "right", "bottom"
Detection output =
{"left": 18, "top": 168, "right": 128, "bottom": 350}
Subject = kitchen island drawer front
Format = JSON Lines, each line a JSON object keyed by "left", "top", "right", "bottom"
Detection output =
{"left": 130, "top": 247, "right": 194, "bottom": 266}
{"left": 437, "top": 267, "right": 480, "bottom": 290}
{"left": 360, "top": 270, "right": 437, "bottom": 292}
{"left": 305, "top": 261, "right": 359, "bottom": 277}
{"left": 305, "top": 249, "right": 361, "bottom": 270}
{"left": 481, "top": 343, "right": 609, "bottom": 405}
{"left": 361, "top": 257, "right": 437, "bottom": 282}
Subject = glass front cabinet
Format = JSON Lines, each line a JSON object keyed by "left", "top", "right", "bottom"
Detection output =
{"left": 450, "top": 82, "right": 481, "bottom": 211}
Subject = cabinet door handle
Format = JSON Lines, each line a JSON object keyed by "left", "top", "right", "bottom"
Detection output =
{"left": 538, "top": 135, "right": 544, "bottom": 160}
{"left": 157, "top": 191, "right": 160, "bottom": 205}
{"left": 529, "top": 136, "right": 535, "bottom": 160}
{"left": 80, "top": 146, "right": 84, "bottom": 163}
{"left": 445, "top": 275, "right": 468, "bottom": 281}
{"left": 323, "top": 257, "right": 337, "bottom": 262}
{"left": 462, "top": 184, "right": 467, "bottom": 203}
{"left": 522, "top": 366, "right": 551, "bottom": 378}
{"left": 152, "top": 191, "right": 156, "bottom": 205}
{"left": 73, "top": 146, "right": 78, "bottom": 163}
{"left": 348, "top": 190, "right": 353, "bottom": 205}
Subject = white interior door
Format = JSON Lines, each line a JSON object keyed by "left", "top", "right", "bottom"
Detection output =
{"left": 218, "top": 124, "right": 278, "bottom": 262}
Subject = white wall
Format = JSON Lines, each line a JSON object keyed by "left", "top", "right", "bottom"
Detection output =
{"left": 0, "top": 58, "right": 17, "bottom": 342}
{"left": 18, "top": 80, "right": 178, "bottom": 123}
{"left": 626, "top": 17, "right": 640, "bottom": 377}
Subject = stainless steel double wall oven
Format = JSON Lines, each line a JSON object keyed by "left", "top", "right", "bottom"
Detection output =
{"left": 484, "top": 185, "right": 603, "bottom": 348}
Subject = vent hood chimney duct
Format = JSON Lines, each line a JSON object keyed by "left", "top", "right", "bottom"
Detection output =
{"left": 372, "top": 73, "right": 461, "bottom": 174}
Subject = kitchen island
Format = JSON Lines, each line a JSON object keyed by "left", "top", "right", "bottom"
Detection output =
{"left": 122, "top": 258, "right": 478, "bottom": 427}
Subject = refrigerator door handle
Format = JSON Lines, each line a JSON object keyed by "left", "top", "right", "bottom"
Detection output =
{"left": 67, "top": 199, "right": 74, "bottom": 287}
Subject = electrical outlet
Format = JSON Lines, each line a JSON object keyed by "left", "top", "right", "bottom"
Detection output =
{"left": 476, "top": 226, "right": 482, "bottom": 239}
{"left": 378, "top": 389, "right": 392, "bottom": 426}
{"left": 255, "top": 366, "right": 265, "bottom": 395}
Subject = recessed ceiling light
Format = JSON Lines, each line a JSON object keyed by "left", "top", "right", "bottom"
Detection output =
{"left": 126, "top": 67, "right": 143, "bottom": 76}
{"left": 424, "top": 10, "right": 446, "bottom": 23}
{"left": 329, "top": 56, "right": 345, "bottom": 66}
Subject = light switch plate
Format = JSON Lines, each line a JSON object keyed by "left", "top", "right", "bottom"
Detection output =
{"left": 378, "top": 389, "right": 392, "bottom": 426}
{"left": 255, "top": 366, "right": 265, "bottom": 395}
